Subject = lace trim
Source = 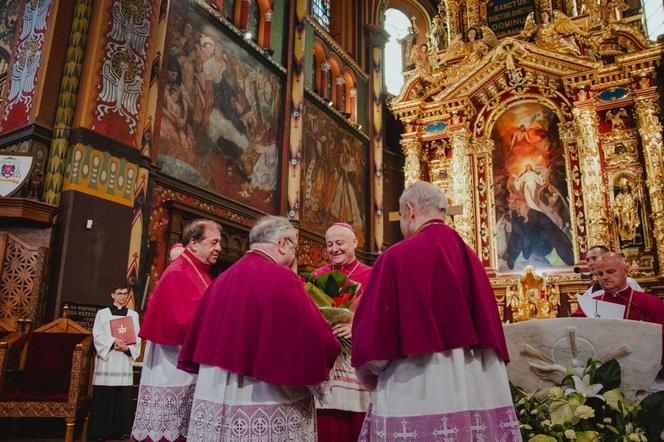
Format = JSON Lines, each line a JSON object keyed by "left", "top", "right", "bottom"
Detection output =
{"left": 131, "top": 384, "right": 195, "bottom": 442}
{"left": 187, "top": 396, "right": 316, "bottom": 442}
{"left": 359, "top": 405, "right": 522, "bottom": 441}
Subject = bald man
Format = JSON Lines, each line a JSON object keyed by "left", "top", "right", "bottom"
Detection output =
{"left": 313, "top": 222, "right": 372, "bottom": 442}
{"left": 582, "top": 245, "right": 642, "bottom": 297}
{"left": 574, "top": 253, "right": 664, "bottom": 361}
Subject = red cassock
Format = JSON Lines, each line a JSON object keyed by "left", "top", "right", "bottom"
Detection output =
{"left": 313, "top": 259, "right": 372, "bottom": 442}
{"left": 139, "top": 249, "right": 211, "bottom": 345}
{"left": 178, "top": 250, "right": 339, "bottom": 386}
{"left": 352, "top": 220, "right": 509, "bottom": 371}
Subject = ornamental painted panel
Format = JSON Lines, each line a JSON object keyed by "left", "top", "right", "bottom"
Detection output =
{"left": 62, "top": 143, "right": 139, "bottom": 207}
{"left": 91, "top": 0, "right": 155, "bottom": 146}
{"left": 154, "top": 0, "right": 283, "bottom": 213}
{"left": 491, "top": 102, "right": 574, "bottom": 272}
{"left": 301, "top": 100, "right": 368, "bottom": 247}
{"left": 0, "top": 0, "right": 54, "bottom": 132}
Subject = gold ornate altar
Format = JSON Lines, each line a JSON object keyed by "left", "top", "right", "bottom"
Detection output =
{"left": 390, "top": 0, "right": 664, "bottom": 320}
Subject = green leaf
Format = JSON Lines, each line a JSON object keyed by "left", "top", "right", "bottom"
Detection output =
{"left": 315, "top": 270, "right": 349, "bottom": 297}
{"left": 636, "top": 391, "right": 664, "bottom": 441}
{"left": 594, "top": 359, "right": 621, "bottom": 392}
{"left": 575, "top": 431, "right": 600, "bottom": 442}
{"left": 527, "top": 435, "right": 557, "bottom": 442}
{"left": 550, "top": 400, "right": 574, "bottom": 426}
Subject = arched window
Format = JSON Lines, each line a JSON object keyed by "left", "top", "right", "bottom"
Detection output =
{"left": 384, "top": 8, "right": 413, "bottom": 96}
{"left": 643, "top": 0, "right": 664, "bottom": 40}
{"left": 312, "top": 0, "right": 331, "bottom": 31}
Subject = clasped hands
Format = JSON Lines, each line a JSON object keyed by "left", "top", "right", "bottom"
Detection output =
{"left": 113, "top": 338, "right": 129, "bottom": 352}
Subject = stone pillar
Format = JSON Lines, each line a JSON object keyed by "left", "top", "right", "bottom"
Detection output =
{"left": 448, "top": 127, "right": 476, "bottom": 249}
{"left": 634, "top": 97, "right": 664, "bottom": 276}
{"left": 401, "top": 136, "right": 421, "bottom": 188}
{"left": 366, "top": 24, "right": 389, "bottom": 251}
{"left": 572, "top": 107, "right": 613, "bottom": 249}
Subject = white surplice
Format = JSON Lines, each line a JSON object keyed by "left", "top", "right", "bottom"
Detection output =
{"left": 186, "top": 364, "right": 317, "bottom": 442}
{"left": 315, "top": 351, "right": 370, "bottom": 413}
{"left": 131, "top": 341, "right": 197, "bottom": 442}
{"left": 358, "top": 348, "right": 522, "bottom": 442}
{"left": 92, "top": 307, "right": 141, "bottom": 386}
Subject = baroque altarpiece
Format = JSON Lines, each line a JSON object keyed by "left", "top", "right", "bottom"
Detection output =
{"left": 390, "top": 0, "right": 664, "bottom": 321}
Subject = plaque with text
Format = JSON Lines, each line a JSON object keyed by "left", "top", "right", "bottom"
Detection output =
{"left": 63, "top": 302, "right": 105, "bottom": 329}
{"left": 487, "top": 0, "right": 536, "bottom": 37}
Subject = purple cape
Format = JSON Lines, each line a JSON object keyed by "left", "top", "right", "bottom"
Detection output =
{"left": 352, "top": 220, "right": 509, "bottom": 369}
{"left": 139, "top": 249, "right": 211, "bottom": 345}
{"left": 178, "top": 251, "right": 340, "bottom": 386}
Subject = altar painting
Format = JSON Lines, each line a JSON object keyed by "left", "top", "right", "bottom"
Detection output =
{"left": 155, "top": 1, "right": 282, "bottom": 212}
{"left": 302, "top": 101, "right": 368, "bottom": 247}
{"left": 491, "top": 102, "right": 574, "bottom": 272}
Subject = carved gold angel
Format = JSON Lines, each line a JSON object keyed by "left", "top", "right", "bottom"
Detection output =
{"left": 521, "top": 10, "right": 586, "bottom": 56}
{"left": 445, "top": 25, "right": 498, "bottom": 65}
{"left": 408, "top": 43, "right": 434, "bottom": 82}
{"left": 605, "top": 107, "right": 628, "bottom": 130}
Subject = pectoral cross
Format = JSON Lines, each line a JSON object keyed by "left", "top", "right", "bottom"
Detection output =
{"left": 470, "top": 413, "right": 486, "bottom": 442}
{"left": 388, "top": 205, "right": 463, "bottom": 222}
{"left": 433, "top": 416, "right": 458, "bottom": 441}
{"left": 118, "top": 324, "right": 127, "bottom": 334}
{"left": 393, "top": 419, "right": 417, "bottom": 440}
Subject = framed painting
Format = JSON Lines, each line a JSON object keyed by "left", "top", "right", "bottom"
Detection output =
{"left": 491, "top": 102, "right": 574, "bottom": 272}
{"left": 155, "top": 0, "right": 283, "bottom": 212}
{"left": 301, "top": 100, "right": 369, "bottom": 247}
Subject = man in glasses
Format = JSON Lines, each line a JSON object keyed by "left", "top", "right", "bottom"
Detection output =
{"left": 178, "top": 215, "right": 339, "bottom": 441}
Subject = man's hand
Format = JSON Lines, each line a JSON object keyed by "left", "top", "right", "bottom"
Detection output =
{"left": 113, "top": 338, "right": 128, "bottom": 352}
{"left": 333, "top": 323, "right": 352, "bottom": 339}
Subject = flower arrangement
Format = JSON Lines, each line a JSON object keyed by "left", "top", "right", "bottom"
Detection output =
{"left": 512, "top": 359, "right": 664, "bottom": 441}
{"left": 302, "top": 270, "right": 361, "bottom": 356}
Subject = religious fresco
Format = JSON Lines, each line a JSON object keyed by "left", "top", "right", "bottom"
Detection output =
{"left": 155, "top": 1, "right": 282, "bottom": 212}
{"left": 302, "top": 101, "right": 368, "bottom": 247}
{"left": 491, "top": 102, "right": 574, "bottom": 272}
{"left": 0, "top": 0, "right": 20, "bottom": 77}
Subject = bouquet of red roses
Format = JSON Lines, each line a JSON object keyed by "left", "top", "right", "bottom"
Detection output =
{"left": 302, "top": 270, "right": 361, "bottom": 356}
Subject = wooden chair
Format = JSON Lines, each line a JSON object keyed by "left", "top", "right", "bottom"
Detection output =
{"left": 0, "top": 314, "right": 93, "bottom": 442}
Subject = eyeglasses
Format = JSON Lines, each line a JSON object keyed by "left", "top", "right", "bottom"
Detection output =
{"left": 113, "top": 290, "right": 129, "bottom": 296}
{"left": 285, "top": 237, "right": 299, "bottom": 251}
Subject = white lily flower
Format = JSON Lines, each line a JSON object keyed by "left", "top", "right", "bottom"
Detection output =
{"left": 565, "top": 374, "right": 604, "bottom": 400}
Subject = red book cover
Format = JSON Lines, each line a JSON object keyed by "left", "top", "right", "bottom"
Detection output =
{"left": 110, "top": 316, "right": 136, "bottom": 345}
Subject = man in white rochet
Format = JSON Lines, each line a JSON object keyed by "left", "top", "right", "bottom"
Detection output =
{"left": 131, "top": 219, "right": 222, "bottom": 442}
{"left": 352, "top": 181, "right": 521, "bottom": 441}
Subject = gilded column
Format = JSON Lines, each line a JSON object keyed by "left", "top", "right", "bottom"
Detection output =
{"left": 572, "top": 107, "right": 613, "bottom": 249}
{"left": 366, "top": 24, "right": 389, "bottom": 251}
{"left": 448, "top": 127, "right": 476, "bottom": 249}
{"left": 401, "top": 135, "right": 421, "bottom": 188}
{"left": 286, "top": 0, "right": 307, "bottom": 220}
{"left": 445, "top": 0, "right": 461, "bottom": 38}
{"left": 43, "top": 0, "right": 93, "bottom": 205}
{"left": 634, "top": 97, "right": 664, "bottom": 276}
